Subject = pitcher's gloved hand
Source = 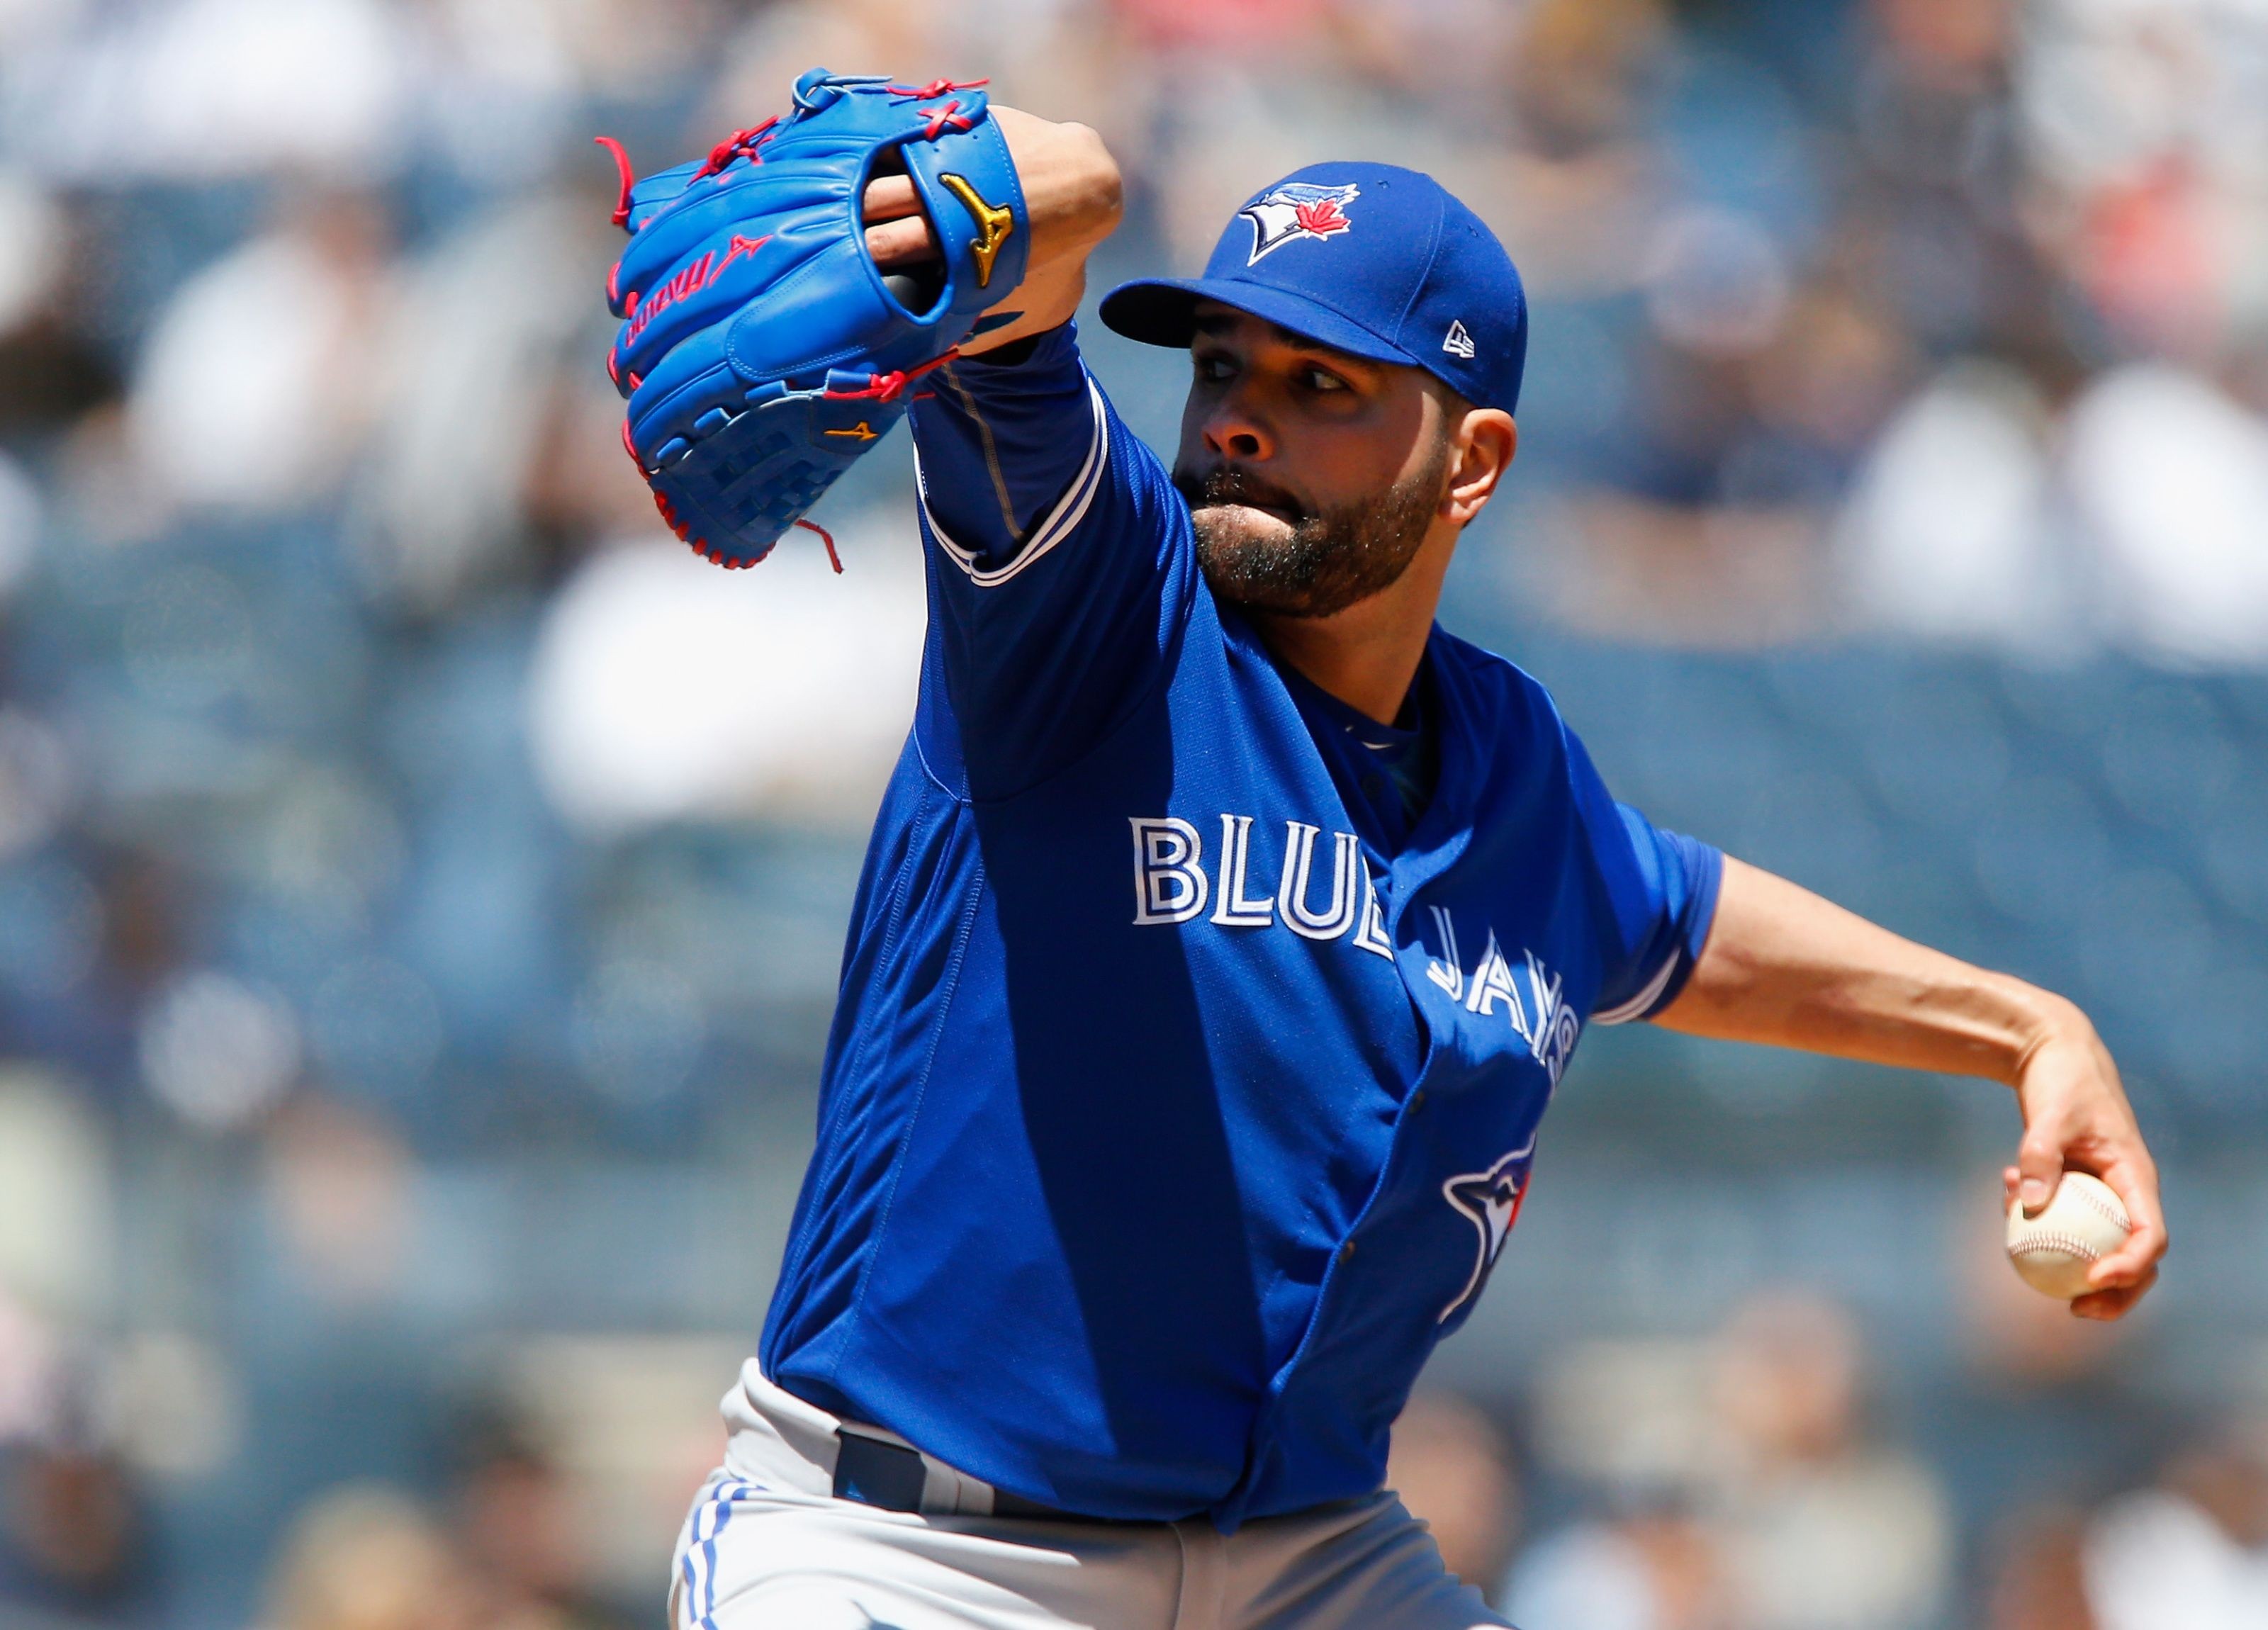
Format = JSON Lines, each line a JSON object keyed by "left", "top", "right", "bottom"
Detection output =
{"left": 597, "top": 69, "right": 1030, "bottom": 568}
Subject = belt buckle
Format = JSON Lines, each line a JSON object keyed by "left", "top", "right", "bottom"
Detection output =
{"left": 832, "top": 1427, "right": 1104, "bottom": 1523}
{"left": 832, "top": 1429, "right": 928, "bottom": 1512}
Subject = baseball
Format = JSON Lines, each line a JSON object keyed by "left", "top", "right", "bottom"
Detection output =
{"left": 2005, "top": 1172, "right": 2132, "bottom": 1300}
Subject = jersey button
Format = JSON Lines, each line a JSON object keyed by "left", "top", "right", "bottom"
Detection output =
{"left": 1408, "top": 1089, "right": 1427, "bottom": 1113}
{"left": 1337, "top": 1240, "right": 1356, "bottom": 1266}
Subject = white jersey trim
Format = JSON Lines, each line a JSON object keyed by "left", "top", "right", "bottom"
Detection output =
{"left": 915, "top": 374, "right": 1110, "bottom": 589}
{"left": 1590, "top": 947, "right": 1680, "bottom": 1026}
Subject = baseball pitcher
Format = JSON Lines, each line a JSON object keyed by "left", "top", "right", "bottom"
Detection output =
{"left": 595, "top": 70, "right": 2167, "bottom": 1630}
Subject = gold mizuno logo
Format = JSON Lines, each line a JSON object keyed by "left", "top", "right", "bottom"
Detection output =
{"left": 938, "top": 173, "right": 1015, "bottom": 288}
{"left": 823, "top": 422, "right": 880, "bottom": 441}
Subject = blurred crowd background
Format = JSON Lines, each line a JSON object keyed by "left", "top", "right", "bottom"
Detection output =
{"left": 0, "top": 0, "right": 2266, "bottom": 1626}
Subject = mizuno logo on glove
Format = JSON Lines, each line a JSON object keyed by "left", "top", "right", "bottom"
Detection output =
{"left": 623, "top": 233, "right": 771, "bottom": 347}
{"left": 940, "top": 174, "right": 1016, "bottom": 288}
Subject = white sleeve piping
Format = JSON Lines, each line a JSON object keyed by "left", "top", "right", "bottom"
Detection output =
{"left": 913, "top": 375, "right": 1109, "bottom": 589}
{"left": 1591, "top": 947, "right": 1681, "bottom": 1026}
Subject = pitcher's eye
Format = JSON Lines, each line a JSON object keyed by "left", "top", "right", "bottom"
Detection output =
{"left": 1303, "top": 366, "right": 1348, "bottom": 393}
{"left": 1194, "top": 352, "right": 1236, "bottom": 383}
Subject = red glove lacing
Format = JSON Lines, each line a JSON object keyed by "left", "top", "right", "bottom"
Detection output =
{"left": 821, "top": 350, "right": 960, "bottom": 404}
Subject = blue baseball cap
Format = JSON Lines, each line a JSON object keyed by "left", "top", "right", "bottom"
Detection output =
{"left": 1099, "top": 162, "right": 1527, "bottom": 416}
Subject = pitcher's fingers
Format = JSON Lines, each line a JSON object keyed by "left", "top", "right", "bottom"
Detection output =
{"left": 2014, "top": 1129, "right": 2066, "bottom": 1214}
{"left": 2072, "top": 1266, "right": 2156, "bottom": 1321}
{"left": 2092, "top": 1163, "right": 2167, "bottom": 1286}
{"left": 2089, "top": 1210, "right": 2167, "bottom": 1287}
{"left": 866, "top": 218, "right": 941, "bottom": 270}
{"left": 861, "top": 174, "right": 922, "bottom": 223}
{"left": 2089, "top": 1213, "right": 2166, "bottom": 1284}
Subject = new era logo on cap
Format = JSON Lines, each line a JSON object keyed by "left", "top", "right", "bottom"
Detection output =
{"left": 1442, "top": 320, "right": 1475, "bottom": 359}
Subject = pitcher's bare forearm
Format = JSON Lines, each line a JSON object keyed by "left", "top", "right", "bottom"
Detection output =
{"left": 863, "top": 107, "right": 1122, "bottom": 353}
{"left": 1658, "top": 857, "right": 2167, "bottom": 1319}
{"left": 1658, "top": 858, "right": 2071, "bottom": 1079}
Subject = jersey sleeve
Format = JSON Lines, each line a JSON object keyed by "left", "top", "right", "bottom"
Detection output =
{"left": 1563, "top": 731, "right": 1724, "bottom": 1024}
{"left": 906, "top": 320, "right": 1195, "bottom": 800}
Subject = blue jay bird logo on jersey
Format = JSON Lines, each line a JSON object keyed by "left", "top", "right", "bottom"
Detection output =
{"left": 1439, "top": 1140, "right": 1536, "bottom": 1322}
{"left": 1240, "top": 183, "right": 1360, "bottom": 264}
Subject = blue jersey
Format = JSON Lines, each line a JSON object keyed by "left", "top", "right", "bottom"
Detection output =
{"left": 759, "top": 324, "right": 1720, "bottom": 1530}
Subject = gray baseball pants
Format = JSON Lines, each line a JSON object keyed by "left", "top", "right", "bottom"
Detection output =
{"left": 668, "top": 1361, "right": 1513, "bottom": 1630}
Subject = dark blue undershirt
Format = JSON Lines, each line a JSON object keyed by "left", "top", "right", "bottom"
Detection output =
{"left": 1276, "top": 653, "right": 1441, "bottom": 855}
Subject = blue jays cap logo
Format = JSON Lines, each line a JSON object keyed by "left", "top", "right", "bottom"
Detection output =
{"left": 1239, "top": 181, "right": 1359, "bottom": 264}
{"left": 1439, "top": 1140, "right": 1535, "bottom": 1322}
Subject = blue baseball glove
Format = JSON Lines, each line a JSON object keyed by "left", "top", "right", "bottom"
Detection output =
{"left": 597, "top": 69, "right": 1030, "bottom": 569}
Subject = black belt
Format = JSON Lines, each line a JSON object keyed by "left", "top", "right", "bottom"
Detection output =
{"left": 831, "top": 1430, "right": 1115, "bottom": 1523}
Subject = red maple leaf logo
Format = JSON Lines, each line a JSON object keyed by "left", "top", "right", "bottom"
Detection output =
{"left": 1293, "top": 198, "right": 1349, "bottom": 237}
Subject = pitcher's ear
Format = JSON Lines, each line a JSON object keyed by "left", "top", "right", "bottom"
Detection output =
{"left": 1445, "top": 410, "right": 1517, "bottom": 527}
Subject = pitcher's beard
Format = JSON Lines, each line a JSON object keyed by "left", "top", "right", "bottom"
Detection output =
{"left": 1174, "top": 451, "right": 1449, "bottom": 619}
